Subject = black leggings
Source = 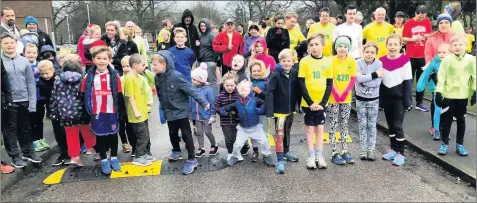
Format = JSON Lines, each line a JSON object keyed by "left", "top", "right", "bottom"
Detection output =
{"left": 440, "top": 99, "right": 467, "bottom": 145}
{"left": 30, "top": 100, "right": 46, "bottom": 141}
{"left": 52, "top": 120, "right": 68, "bottom": 158}
{"left": 382, "top": 100, "right": 406, "bottom": 154}
{"left": 410, "top": 58, "right": 425, "bottom": 104}
{"left": 96, "top": 134, "right": 118, "bottom": 160}
{"left": 119, "top": 121, "right": 133, "bottom": 145}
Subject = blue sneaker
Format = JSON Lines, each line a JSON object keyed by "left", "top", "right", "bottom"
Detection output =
{"left": 276, "top": 160, "right": 285, "bottom": 174}
{"left": 168, "top": 152, "right": 183, "bottom": 161}
{"left": 284, "top": 152, "right": 299, "bottom": 162}
{"left": 392, "top": 154, "right": 405, "bottom": 166}
{"left": 341, "top": 152, "right": 355, "bottom": 164}
{"left": 109, "top": 158, "right": 121, "bottom": 171}
{"left": 382, "top": 150, "right": 397, "bottom": 160}
{"left": 227, "top": 156, "right": 239, "bottom": 166}
{"left": 101, "top": 160, "right": 112, "bottom": 175}
{"left": 433, "top": 130, "right": 441, "bottom": 140}
{"left": 415, "top": 103, "right": 429, "bottom": 112}
{"left": 331, "top": 153, "right": 346, "bottom": 165}
{"left": 438, "top": 144, "right": 448, "bottom": 155}
{"left": 456, "top": 144, "right": 468, "bottom": 156}
{"left": 183, "top": 159, "right": 198, "bottom": 175}
{"left": 80, "top": 144, "right": 87, "bottom": 154}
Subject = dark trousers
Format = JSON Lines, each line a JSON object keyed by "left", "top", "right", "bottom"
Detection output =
{"left": 29, "top": 100, "right": 46, "bottom": 141}
{"left": 410, "top": 58, "right": 425, "bottom": 104}
{"left": 1, "top": 102, "right": 34, "bottom": 158}
{"left": 221, "top": 65, "right": 230, "bottom": 77}
{"left": 119, "top": 120, "right": 132, "bottom": 145}
{"left": 440, "top": 99, "right": 467, "bottom": 145}
{"left": 382, "top": 100, "right": 406, "bottom": 154}
{"left": 52, "top": 119, "right": 68, "bottom": 158}
{"left": 221, "top": 125, "right": 238, "bottom": 154}
{"left": 96, "top": 134, "right": 118, "bottom": 160}
{"left": 431, "top": 92, "right": 436, "bottom": 127}
{"left": 167, "top": 118, "right": 195, "bottom": 160}
{"left": 131, "top": 121, "right": 150, "bottom": 157}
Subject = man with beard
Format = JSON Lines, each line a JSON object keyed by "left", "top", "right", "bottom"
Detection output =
{"left": 170, "top": 9, "right": 200, "bottom": 60}
{"left": 1, "top": 7, "right": 20, "bottom": 39}
{"left": 24, "top": 16, "right": 54, "bottom": 60}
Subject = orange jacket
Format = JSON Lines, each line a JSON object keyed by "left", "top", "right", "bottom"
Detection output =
{"left": 424, "top": 31, "right": 455, "bottom": 63}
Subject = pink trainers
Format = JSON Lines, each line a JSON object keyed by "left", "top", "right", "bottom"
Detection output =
{"left": 93, "top": 153, "right": 101, "bottom": 161}
{"left": 70, "top": 156, "right": 84, "bottom": 167}
{"left": 86, "top": 148, "right": 96, "bottom": 155}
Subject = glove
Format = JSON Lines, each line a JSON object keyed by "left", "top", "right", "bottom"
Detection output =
{"left": 471, "top": 92, "right": 476, "bottom": 106}
{"left": 218, "top": 108, "right": 227, "bottom": 116}
{"left": 208, "top": 116, "right": 216, "bottom": 124}
{"left": 253, "top": 86, "right": 262, "bottom": 94}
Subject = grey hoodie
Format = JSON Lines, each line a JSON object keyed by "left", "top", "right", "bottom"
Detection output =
{"left": 1, "top": 53, "right": 37, "bottom": 111}
{"left": 355, "top": 58, "right": 383, "bottom": 100}
{"left": 198, "top": 19, "right": 217, "bottom": 62}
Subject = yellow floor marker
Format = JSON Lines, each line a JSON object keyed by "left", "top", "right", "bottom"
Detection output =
{"left": 43, "top": 168, "right": 66, "bottom": 185}
{"left": 110, "top": 160, "right": 162, "bottom": 178}
{"left": 312, "top": 132, "right": 353, "bottom": 144}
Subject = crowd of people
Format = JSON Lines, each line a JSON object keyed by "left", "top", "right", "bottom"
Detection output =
{"left": 0, "top": 1, "right": 475, "bottom": 176}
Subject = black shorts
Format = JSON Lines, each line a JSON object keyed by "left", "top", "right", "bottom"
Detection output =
{"left": 303, "top": 107, "right": 327, "bottom": 126}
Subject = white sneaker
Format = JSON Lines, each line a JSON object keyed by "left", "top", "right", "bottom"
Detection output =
{"left": 316, "top": 156, "right": 327, "bottom": 169}
{"left": 306, "top": 157, "right": 317, "bottom": 169}
{"left": 237, "top": 154, "right": 244, "bottom": 162}
{"left": 227, "top": 154, "right": 233, "bottom": 161}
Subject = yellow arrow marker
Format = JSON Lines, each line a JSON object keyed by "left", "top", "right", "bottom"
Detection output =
{"left": 312, "top": 132, "right": 353, "bottom": 144}
{"left": 43, "top": 168, "right": 66, "bottom": 185}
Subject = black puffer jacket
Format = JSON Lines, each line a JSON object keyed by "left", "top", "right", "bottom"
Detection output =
{"left": 101, "top": 34, "right": 128, "bottom": 75}
{"left": 170, "top": 9, "right": 200, "bottom": 59}
{"left": 265, "top": 27, "right": 290, "bottom": 63}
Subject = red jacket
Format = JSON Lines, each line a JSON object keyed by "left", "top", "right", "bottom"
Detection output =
{"left": 77, "top": 30, "right": 91, "bottom": 66}
{"left": 424, "top": 31, "right": 455, "bottom": 63}
{"left": 212, "top": 31, "right": 244, "bottom": 67}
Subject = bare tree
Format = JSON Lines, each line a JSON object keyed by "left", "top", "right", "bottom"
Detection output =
{"left": 189, "top": 2, "right": 225, "bottom": 26}
{"left": 52, "top": 1, "right": 80, "bottom": 30}
{"left": 225, "top": 0, "right": 293, "bottom": 24}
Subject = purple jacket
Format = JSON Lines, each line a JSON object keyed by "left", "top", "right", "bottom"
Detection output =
{"left": 214, "top": 90, "right": 240, "bottom": 126}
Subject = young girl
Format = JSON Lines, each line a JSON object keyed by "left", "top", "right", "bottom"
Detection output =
{"left": 435, "top": 34, "right": 476, "bottom": 156}
{"left": 298, "top": 34, "right": 333, "bottom": 169}
{"left": 50, "top": 60, "right": 95, "bottom": 167}
{"left": 229, "top": 54, "right": 249, "bottom": 83}
{"left": 191, "top": 63, "right": 218, "bottom": 157}
{"left": 82, "top": 24, "right": 102, "bottom": 71}
{"left": 81, "top": 46, "right": 125, "bottom": 174}
{"left": 249, "top": 60, "right": 268, "bottom": 162}
{"left": 417, "top": 44, "right": 451, "bottom": 141}
{"left": 380, "top": 34, "right": 413, "bottom": 166}
{"left": 157, "top": 31, "right": 171, "bottom": 51}
{"left": 250, "top": 38, "right": 276, "bottom": 74}
{"left": 355, "top": 42, "right": 384, "bottom": 161}
{"left": 328, "top": 36, "right": 357, "bottom": 165}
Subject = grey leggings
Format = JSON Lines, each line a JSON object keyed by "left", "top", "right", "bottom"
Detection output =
{"left": 195, "top": 120, "right": 216, "bottom": 148}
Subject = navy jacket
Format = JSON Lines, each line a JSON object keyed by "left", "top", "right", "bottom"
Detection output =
{"left": 220, "top": 96, "right": 265, "bottom": 128}
{"left": 266, "top": 67, "right": 300, "bottom": 117}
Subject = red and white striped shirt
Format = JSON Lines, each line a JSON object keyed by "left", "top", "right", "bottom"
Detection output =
{"left": 81, "top": 70, "right": 122, "bottom": 114}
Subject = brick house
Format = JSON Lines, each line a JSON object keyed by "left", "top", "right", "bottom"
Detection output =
{"left": 2, "top": 0, "right": 53, "bottom": 33}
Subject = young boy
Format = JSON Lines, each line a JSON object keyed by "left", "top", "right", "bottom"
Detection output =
{"left": 152, "top": 50, "right": 210, "bottom": 175}
{"left": 39, "top": 45, "right": 61, "bottom": 74}
{"left": 266, "top": 49, "right": 300, "bottom": 174}
{"left": 24, "top": 44, "right": 49, "bottom": 152}
{"left": 435, "top": 34, "right": 476, "bottom": 156}
{"left": 123, "top": 54, "right": 155, "bottom": 166}
{"left": 298, "top": 34, "right": 333, "bottom": 169}
{"left": 168, "top": 27, "right": 195, "bottom": 82}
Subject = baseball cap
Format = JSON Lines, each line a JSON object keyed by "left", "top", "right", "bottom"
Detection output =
{"left": 226, "top": 18, "right": 234, "bottom": 24}
{"left": 415, "top": 5, "right": 427, "bottom": 14}
{"left": 395, "top": 11, "right": 405, "bottom": 17}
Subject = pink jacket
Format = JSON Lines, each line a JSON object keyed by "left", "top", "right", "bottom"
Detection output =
{"left": 251, "top": 38, "right": 276, "bottom": 72}
{"left": 424, "top": 31, "right": 455, "bottom": 63}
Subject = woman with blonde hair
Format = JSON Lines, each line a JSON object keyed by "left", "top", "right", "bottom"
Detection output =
{"left": 101, "top": 20, "right": 128, "bottom": 75}
{"left": 121, "top": 27, "right": 139, "bottom": 56}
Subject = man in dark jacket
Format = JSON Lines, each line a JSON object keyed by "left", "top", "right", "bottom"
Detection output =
{"left": 24, "top": 16, "right": 54, "bottom": 60}
{"left": 198, "top": 18, "right": 220, "bottom": 96}
{"left": 170, "top": 9, "right": 200, "bottom": 60}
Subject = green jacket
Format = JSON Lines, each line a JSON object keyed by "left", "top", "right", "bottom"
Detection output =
{"left": 436, "top": 53, "right": 476, "bottom": 99}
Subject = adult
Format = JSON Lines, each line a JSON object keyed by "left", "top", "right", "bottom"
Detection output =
{"left": 303, "top": 19, "right": 314, "bottom": 37}
{"left": 212, "top": 18, "right": 244, "bottom": 76}
{"left": 242, "top": 21, "right": 255, "bottom": 41}
{"left": 362, "top": 7, "right": 395, "bottom": 58}
{"left": 355, "top": 11, "right": 364, "bottom": 27}
{"left": 393, "top": 11, "right": 405, "bottom": 37}
{"left": 1, "top": 33, "right": 41, "bottom": 168}
{"left": 285, "top": 12, "right": 306, "bottom": 65}
{"left": 101, "top": 21, "right": 128, "bottom": 75}
{"left": 266, "top": 14, "right": 290, "bottom": 63}
{"left": 336, "top": 14, "right": 344, "bottom": 25}
{"left": 425, "top": 14, "right": 455, "bottom": 64}
{"left": 466, "top": 27, "right": 475, "bottom": 54}
{"left": 157, "top": 19, "right": 172, "bottom": 43}
{"left": 125, "top": 21, "right": 135, "bottom": 31}
{"left": 260, "top": 16, "right": 271, "bottom": 37}
{"left": 308, "top": 7, "right": 336, "bottom": 57}
{"left": 24, "top": 16, "right": 54, "bottom": 59}
{"left": 124, "top": 21, "right": 146, "bottom": 58}
{"left": 243, "top": 25, "right": 263, "bottom": 58}
{"left": 237, "top": 23, "right": 245, "bottom": 36}
{"left": 170, "top": 9, "right": 200, "bottom": 60}
{"left": 333, "top": 5, "right": 363, "bottom": 60}
{"left": 198, "top": 18, "right": 220, "bottom": 96}
{"left": 443, "top": 1, "right": 464, "bottom": 34}
{"left": 134, "top": 26, "right": 150, "bottom": 53}
{"left": 402, "top": 5, "right": 432, "bottom": 111}
{"left": 121, "top": 27, "right": 139, "bottom": 55}
{"left": 0, "top": 7, "right": 19, "bottom": 38}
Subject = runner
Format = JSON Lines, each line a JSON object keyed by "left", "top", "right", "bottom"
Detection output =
{"left": 307, "top": 7, "right": 336, "bottom": 57}
{"left": 362, "top": 7, "right": 395, "bottom": 58}
{"left": 333, "top": 5, "right": 363, "bottom": 60}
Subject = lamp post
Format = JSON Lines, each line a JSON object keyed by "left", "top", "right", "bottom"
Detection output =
{"left": 86, "top": 2, "right": 91, "bottom": 24}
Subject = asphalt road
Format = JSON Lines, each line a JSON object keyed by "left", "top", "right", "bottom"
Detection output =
{"left": 2, "top": 103, "right": 476, "bottom": 202}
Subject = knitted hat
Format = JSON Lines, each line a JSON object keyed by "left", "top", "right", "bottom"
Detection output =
{"left": 437, "top": 13, "right": 452, "bottom": 25}
{"left": 334, "top": 36, "right": 351, "bottom": 52}
{"left": 191, "top": 63, "right": 208, "bottom": 84}
{"left": 24, "top": 16, "right": 38, "bottom": 27}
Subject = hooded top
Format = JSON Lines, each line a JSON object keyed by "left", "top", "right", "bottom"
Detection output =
{"left": 243, "top": 35, "right": 263, "bottom": 58}
{"left": 251, "top": 38, "right": 276, "bottom": 73}
{"left": 198, "top": 19, "right": 218, "bottom": 62}
{"left": 154, "top": 50, "right": 208, "bottom": 121}
{"left": 170, "top": 9, "right": 200, "bottom": 58}
{"left": 40, "top": 45, "right": 61, "bottom": 74}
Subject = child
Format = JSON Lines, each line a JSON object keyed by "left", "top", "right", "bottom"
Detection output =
{"left": 82, "top": 24, "right": 102, "bottom": 71}
{"left": 327, "top": 36, "right": 357, "bottom": 165}
{"left": 417, "top": 44, "right": 451, "bottom": 141}
{"left": 190, "top": 63, "right": 218, "bottom": 158}
{"left": 248, "top": 60, "right": 268, "bottom": 161}
{"left": 24, "top": 44, "right": 49, "bottom": 152}
{"left": 39, "top": 45, "right": 61, "bottom": 74}
{"left": 355, "top": 42, "right": 384, "bottom": 161}
{"left": 219, "top": 80, "right": 275, "bottom": 167}
{"left": 37, "top": 60, "right": 69, "bottom": 166}
{"left": 168, "top": 27, "right": 194, "bottom": 82}
{"left": 265, "top": 49, "right": 300, "bottom": 174}
{"left": 380, "top": 34, "right": 413, "bottom": 166}
{"left": 298, "top": 33, "right": 333, "bottom": 169}
{"left": 214, "top": 73, "right": 241, "bottom": 160}
{"left": 157, "top": 30, "right": 171, "bottom": 51}
{"left": 229, "top": 54, "right": 249, "bottom": 83}
{"left": 81, "top": 46, "right": 125, "bottom": 174}
{"left": 435, "top": 34, "right": 476, "bottom": 156}
{"left": 152, "top": 50, "right": 210, "bottom": 175}
{"left": 50, "top": 60, "right": 95, "bottom": 167}
{"left": 119, "top": 56, "right": 134, "bottom": 154}
{"left": 124, "top": 54, "right": 155, "bottom": 166}
{"left": 250, "top": 38, "right": 276, "bottom": 73}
